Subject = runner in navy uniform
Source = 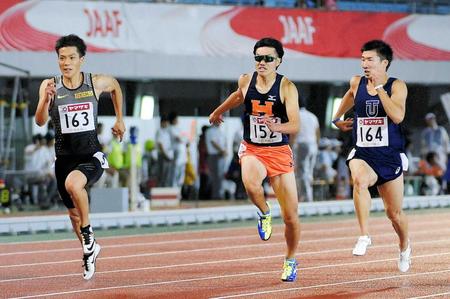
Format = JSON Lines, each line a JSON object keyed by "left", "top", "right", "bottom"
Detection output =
{"left": 35, "top": 34, "right": 125, "bottom": 280}
{"left": 333, "top": 40, "right": 411, "bottom": 272}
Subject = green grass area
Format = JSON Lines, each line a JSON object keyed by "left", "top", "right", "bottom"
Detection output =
{"left": 1, "top": 207, "right": 449, "bottom": 244}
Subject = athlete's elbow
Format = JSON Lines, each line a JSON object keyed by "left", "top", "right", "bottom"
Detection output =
{"left": 392, "top": 115, "right": 404, "bottom": 125}
{"left": 35, "top": 116, "right": 46, "bottom": 127}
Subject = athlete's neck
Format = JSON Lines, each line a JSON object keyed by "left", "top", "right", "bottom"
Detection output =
{"left": 63, "top": 72, "right": 83, "bottom": 89}
{"left": 258, "top": 72, "right": 276, "bottom": 86}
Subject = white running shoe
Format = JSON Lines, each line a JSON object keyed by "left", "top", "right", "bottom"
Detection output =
{"left": 352, "top": 235, "right": 372, "bottom": 256}
{"left": 81, "top": 226, "right": 101, "bottom": 280}
{"left": 398, "top": 243, "right": 412, "bottom": 273}
{"left": 83, "top": 242, "right": 101, "bottom": 280}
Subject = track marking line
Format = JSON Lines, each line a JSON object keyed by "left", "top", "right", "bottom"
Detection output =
{"left": 2, "top": 220, "right": 450, "bottom": 257}
{"left": 1, "top": 211, "right": 448, "bottom": 246}
{"left": 408, "top": 291, "right": 450, "bottom": 299}
{"left": 2, "top": 229, "right": 450, "bottom": 269}
{"left": 2, "top": 238, "right": 450, "bottom": 283}
{"left": 9, "top": 265, "right": 450, "bottom": 298}
{"left": 210, "top": 269, "right": 450, "bottom": 299}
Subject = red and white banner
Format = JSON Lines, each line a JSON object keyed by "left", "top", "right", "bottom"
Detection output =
{"left": 0, "top": 0, "right": 449, "bottom": 61}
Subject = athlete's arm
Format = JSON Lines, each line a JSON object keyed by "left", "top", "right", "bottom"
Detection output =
{"left": 209, "top": 74, "right": 250, "bottom": 125}
{"left": 265, "top": 78, "right": 299, "bottom": 135}
{"left": 35, "top": 78, "right": 55, "bottom": 126}
{"left": 333, "top": 76, "right": 358, "bottom": 132}
{"left": 93, "top": 74, "right": 126, "bottom": 141}
{"left": 376, "top": 79, "right": 407, "bottom": 124}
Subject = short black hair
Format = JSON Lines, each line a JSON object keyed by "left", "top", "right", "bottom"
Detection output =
{"left": 55, "top": 34, "right": 87, "bottom": 57}
{"left": 168, "top": 111, "right": 178, "bottom": 123}
{"left": 361, "top": 40, "right": 393, "bottom": 70}
{"left": 253, "top": 37, "right": 284, "bottom": 60}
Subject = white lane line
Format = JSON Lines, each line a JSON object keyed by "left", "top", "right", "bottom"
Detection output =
{"left": 210, "top": 269, "right": 450, "bottom": 299}
{"left": 2, "top": 218, "right": 449, "bottom": 257}
{"left": 1, "top": 226, "right": 450, "bottom": 269}
{"left": 2, "top": 211, "right": 448, "bottom": 246}
{"left": 408, "top": 292, "right": 450, "bottom": 299}
{"left": 2, "top": 237, "right": 450, "bottom": 283}
{"left": 9, "top": 264, "right": 450, "bottom": 298}
{"left": 0, "top": 217, "right": 360, "bottom": 246}
{"left": 0, "top": 221, "right": 364, "bottom": 256}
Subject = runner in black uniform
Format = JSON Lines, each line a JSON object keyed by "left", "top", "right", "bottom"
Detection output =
{"left": 35, "top": 34, "right": 125, "bottom": 280}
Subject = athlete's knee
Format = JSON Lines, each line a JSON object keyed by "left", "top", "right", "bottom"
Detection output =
{"left": 283, "top": 212, "right": 299, "bottom": 228}
{"left": 352, "top": 175, "right": 371, "bottom": 192}
{"left": 243, "top": 180, "right": 263, "bottom": 197}
{"left": 386, "top": 208, "right": 403, "bottom": 223}
{"left": 65, "top": 179, "right": 82, "bottom": 197}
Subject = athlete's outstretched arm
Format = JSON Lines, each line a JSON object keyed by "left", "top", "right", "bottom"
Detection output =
{"left": 94, "top": 74, "right": 126, "bottom": 141}
{"left": 209, "top": 74, "right": 249, "bottom": 125}
{"left": 333, "top": 76, "right": 358, "bottom": 132}
{"left": 35, "top": 79, "right": 55, "bottom": 126}
{"left": 265, "top": 79, "right": 299, "bottom": 135}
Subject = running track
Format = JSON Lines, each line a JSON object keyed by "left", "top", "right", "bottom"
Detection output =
{"left": 1, "top": 211, "right": 450, "bottom": 298}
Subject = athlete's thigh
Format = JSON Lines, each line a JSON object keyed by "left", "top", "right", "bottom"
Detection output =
{"left": 378, "top": 174, "right": 404, "bottom": 211}
{"left": 65, "top": 170, "right": 88, "bottom": 190}
{"left": 241, "top": 155, "right": 267, "bottom": 185}
{"left": 348, "top": 158, "right": 378, "bottom": 187}
{"left": 270, "top": 172, "right": 298, "bottom": 216}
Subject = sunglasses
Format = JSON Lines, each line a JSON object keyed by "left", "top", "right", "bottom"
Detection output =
{"left": 254, "top": 55, "right": 277, "bottom": 63}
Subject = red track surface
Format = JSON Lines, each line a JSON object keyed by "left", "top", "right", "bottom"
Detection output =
{"left": 1, "top": 211, "right": 450, "bottom": 298}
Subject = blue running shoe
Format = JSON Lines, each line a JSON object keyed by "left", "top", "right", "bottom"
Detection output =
{"left": 257, "top": 202, "right": 272, "bottom": 241}
{"left": 281, "top": 258, "right": 297, "bottom": 282}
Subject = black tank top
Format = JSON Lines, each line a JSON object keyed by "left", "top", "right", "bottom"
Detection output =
{"left": 243, "top": 72, "right": 289, "bottom": 146}
{"left": 49, "top": 72, "right": 101, "bottom": 157}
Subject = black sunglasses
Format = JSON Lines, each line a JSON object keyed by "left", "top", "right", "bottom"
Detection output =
{"left": 254, "top": 55, "right": 277, "bottom": 63}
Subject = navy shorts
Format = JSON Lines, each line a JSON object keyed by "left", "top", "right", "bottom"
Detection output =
{"left": 55, "top": 154, "right": 105, "bottom": 209}
{"left": 347, "top": 147, "right": 408, "bottom": 186}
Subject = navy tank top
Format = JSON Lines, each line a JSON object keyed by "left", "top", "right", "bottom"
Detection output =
{"left": 243, "top": 72, "right": 289, "bottom": 146}
{"left": 352, "top": 76, "right": 405, "bottom": 155}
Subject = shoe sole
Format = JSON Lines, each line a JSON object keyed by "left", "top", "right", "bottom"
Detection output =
{"left": 83, "top": 244, "right": 101, "bottom": 280}
{"left": 260, "top": 233, "right": 272, "bottom": 241}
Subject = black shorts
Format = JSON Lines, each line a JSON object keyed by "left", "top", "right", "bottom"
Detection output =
{"left": 55, "top": 154, "right": 104, "bottom": 209}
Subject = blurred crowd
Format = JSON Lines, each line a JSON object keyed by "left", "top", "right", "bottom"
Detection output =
{"left": 4, "top": 108, "right": 450, "bottom": 212}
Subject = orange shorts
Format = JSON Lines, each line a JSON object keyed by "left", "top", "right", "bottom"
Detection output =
{"left": 238, "top": 141, "right": 294, "bottom": 177}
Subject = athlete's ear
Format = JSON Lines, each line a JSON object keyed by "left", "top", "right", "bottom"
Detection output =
{"left": 80, "top": 56, "right": 85, "bottom": 64}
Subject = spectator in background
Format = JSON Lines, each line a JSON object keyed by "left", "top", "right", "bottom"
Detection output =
{"left": 225, "top": 119, "right": 246, "bottom": 199}
{"left": 24, "top": 134, "right": 42, "bottom": 173}
{"left": 198, "top": 125, "right": 211, "bottom": 199}
{"left": 294, "top": 97, "right": 320, "bottom": 202}
{"left": 315, "top": 138, "right": 337, "bottom": 186}
{"left": 420, "top": 112, "right": 448, "bottom": 171}
{"left": 416, "top": 151, "right": 444, "bottom": 195}
{"left": 155, "top": 115, "right": 174, "bottom": 187}
{"left": 169, "top": 112, "right": 188, "bottom": 188}
{"left": 182, "top": 143, "right": 197, "bottom": 200}
{"left": 205, "top": 122, "right": 227, "bottom": 199}
{"left": 96, "top": 122, "right": 107, "bottom": 152}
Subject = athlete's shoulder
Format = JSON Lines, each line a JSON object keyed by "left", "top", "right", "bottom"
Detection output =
{"left": 392, "top": 78, "right": 407, "bottom": 87}
{"left": 280, "top": 76, "right": 297, "bottom": 91}
{"left": 238, "top": 73, "right": 252, "bottom": 88}
{"left": 350, "top": 75, "right": 362, "bottom": 86}
{"left": 92, "top": 73, "right": 118, "bottom": 90}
